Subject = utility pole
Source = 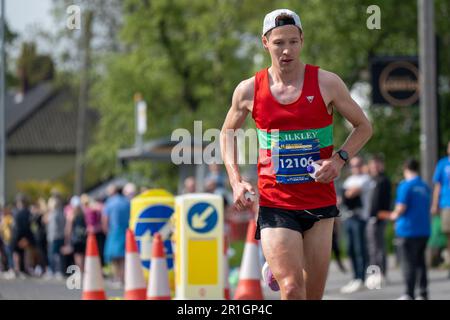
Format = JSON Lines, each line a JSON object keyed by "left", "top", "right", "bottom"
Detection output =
{"left": 0, "top": 0, "right": 5, "bottom": 207}
{"left": 75, "top": 11, "right": 94, "bottom": 195}
{"left": 418, "top": 0, "right": 438, "bottom": 185}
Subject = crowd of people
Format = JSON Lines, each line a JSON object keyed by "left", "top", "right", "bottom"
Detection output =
{"left": 0, "top": 182, "right": 137, "bottom": 288}
{"left": 334, "top": 141, "right": 450, "bottom": 300}
{"left": 0, "top": 142, "right": 449, "bottom": 300}
{"left": 0, "top": 164, "right": 229, "bottom": 288}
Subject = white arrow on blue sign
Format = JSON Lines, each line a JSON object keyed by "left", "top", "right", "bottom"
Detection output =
{"left": 134, "top": 204, "right": 174, "bottom": 269}
{"left": 187, "top": 202, "right": 218, "bottom": 234}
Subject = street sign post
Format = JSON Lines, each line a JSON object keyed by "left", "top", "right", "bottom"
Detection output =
{"left": 175, "top": 193, "right": 224, "bottom": 299}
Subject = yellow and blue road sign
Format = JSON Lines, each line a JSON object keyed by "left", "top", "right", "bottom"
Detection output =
{"left": 175, "top": 193, "right": 224, "bottom": 299}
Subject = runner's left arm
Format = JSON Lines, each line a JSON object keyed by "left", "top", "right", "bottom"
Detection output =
{"left": 315, "top": 72, "right": 373, "bottom": 183}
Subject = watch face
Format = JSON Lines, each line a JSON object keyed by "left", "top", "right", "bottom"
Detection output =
{"left": 339, "top": 150, "right": 349, "bottom": 161}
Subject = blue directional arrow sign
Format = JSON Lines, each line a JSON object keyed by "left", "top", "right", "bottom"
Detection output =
{"left": 187, "top": 202, "right": 218, "bottom": 234}
{"left": 134, "top": 204, "right": 174, "bottom": 269}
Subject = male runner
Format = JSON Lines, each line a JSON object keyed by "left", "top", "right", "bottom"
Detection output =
{"left": 220, "top": 9, "right": 372, "bottom": 300}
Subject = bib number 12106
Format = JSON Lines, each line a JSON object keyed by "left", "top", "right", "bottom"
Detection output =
{"left": 279, "top": 156, "right": 314, "bottom": 169}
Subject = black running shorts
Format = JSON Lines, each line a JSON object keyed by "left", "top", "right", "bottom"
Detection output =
{"left": 255, "top": 205, "right": 340, "bottom": 240}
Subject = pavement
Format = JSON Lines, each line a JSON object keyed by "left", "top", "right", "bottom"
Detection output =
{"left": 0, "top": 273, "right": 124, "bottom": 300}
{"left": 0, "top": 256, "right": 449, "bottom": 300}
{"left": 261, "top": 256, "right": 450, "bottom": 300}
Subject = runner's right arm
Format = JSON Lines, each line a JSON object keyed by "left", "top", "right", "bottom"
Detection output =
{"left": 220, "top": 78, "right": 256, "bottom": 211}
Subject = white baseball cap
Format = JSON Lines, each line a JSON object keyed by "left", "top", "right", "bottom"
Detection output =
{"left": 262, "top": 9, "right": 303, "bottom": 36}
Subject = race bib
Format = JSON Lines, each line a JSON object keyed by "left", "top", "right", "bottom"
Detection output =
{"left": 272, "top": 138, "right": 321, "bottom": 184}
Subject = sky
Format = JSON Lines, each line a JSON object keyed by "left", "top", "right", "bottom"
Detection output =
{"left": 4, "top": 0, "right": 60, "bottom": 61}
{"left": 6, "top": 0, "right": 54, "bottom": 35}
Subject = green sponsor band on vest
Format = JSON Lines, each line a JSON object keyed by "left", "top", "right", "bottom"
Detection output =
{"left": 257, "top": 124, "right": 333, "bottom": 150}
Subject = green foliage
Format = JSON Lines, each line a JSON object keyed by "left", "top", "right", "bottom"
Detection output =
{"left": 45, "top": 0, "right": 450, "bottom": 190}
{"left": 5, "top": 21, "right": 18, "bottom": 88}
{"left": 229, "top": 240, "right": 245, "bottom": 268}
{"left": 16, "top": 42, "right": 55, "bottom": 88}
{"left": 87, "top": 0, "right": 273, "bottom": 182}
{"left": 16, "top": 180, "right": 71, "bottom": 203}
{"left": 365, "top": 106, "right": 421, "bottom": 184}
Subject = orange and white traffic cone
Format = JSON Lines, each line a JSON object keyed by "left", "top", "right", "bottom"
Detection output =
{"left": 82, "top": 233, "right": 107, "bottom": 300}
{"left": 224, "top": 236, "right": 231, "bottom": 300}
{"left": 124, "top": 229, "right": 147, "bottom": 300}
{"left": 234, "top": 220, "right": 264, "bottom": 300}
{"left": 146, "top": 233, "right": 171, "bottom": 300}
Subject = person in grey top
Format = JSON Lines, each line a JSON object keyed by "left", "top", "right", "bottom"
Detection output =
{"left": 45, "top": 195, "right": 66, "bottom": 278}
{"left": 340, "top": 156, "right": 372, "bottom": 294}
{"left": 365, "top": 155, "right": 391, "bottom": 288}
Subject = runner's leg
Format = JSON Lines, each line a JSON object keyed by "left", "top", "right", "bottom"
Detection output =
{"left": 260, "top": 227, "right": 306, "bottom": 300}
{"left": 303, "top": 218, "right": 334, "bottom": 299}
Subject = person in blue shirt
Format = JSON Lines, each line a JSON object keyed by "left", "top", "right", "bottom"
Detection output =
{"left": 390, "top": 159, "right": 431, "bottom": 300}
{"left": 431, "top": 141, "right": 450, "bottom": 275}
{"left": 103, "top": 184, "right": 130, "bottom": 287}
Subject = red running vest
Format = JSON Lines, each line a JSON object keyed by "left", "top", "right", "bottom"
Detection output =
{"left": 252, "top": 64, "right": 337, "bottom": 210}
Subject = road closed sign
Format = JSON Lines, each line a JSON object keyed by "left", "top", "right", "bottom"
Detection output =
{"left": 175, "top": 194, "right": 224, "bottom": 299}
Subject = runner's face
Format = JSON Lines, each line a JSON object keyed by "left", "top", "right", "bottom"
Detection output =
{"left": 263, "top": 25, "right": 303, "bottom": 71}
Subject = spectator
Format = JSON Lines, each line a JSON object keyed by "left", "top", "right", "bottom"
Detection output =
{"left": 45, "top": 195, "right": 66, "bottom": 279}
{"left": 81, "top": 194, "right": 106, "bottom": 266}
{"left": 11, "top": 193, "right": 35, "bottom": 278}
{"left": 67, "top": 200, "right": 87, "bottom": 273}
{"left": 365, "top": 155, "right": 391, "bottom": 287}
{"left": 183, "top": 176, "right": 196, "bottom": 194}
{"left": 333, "top": 181, "right": 348, "bottom": 274}
{"left": 332, "top": 218, "right": 347, "bottom": 273}
{"left": 391, "top": 159, "right": 431, "bottom": 300}
{"left": 205, "top": 163, "right": 226, "bottom": 189}
{"left": 431, "top": 140, "right": 450, "bottom": 278}
{"left": 340, "top": 156, "right": 372, "bottom": 293}
{"left": 123, "top": 183, "right": 137, "bottom": 200}
{"left": 0, "top": 206, "right": 14, "bottom": 278}
{"left": 103, "top": 184, "right": 130, "bottom": 287}
{"left": 61, "top": 196, "right": 81, "bottom": 270}
{"left": 30, "top": 198, "right": 48, "bottom": 277}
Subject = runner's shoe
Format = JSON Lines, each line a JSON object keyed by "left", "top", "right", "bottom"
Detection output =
{"left": 261, "top": 262, "right": 280, "bottom": 292}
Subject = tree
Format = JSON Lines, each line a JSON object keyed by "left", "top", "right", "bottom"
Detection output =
{"left": 52, "top": 0, "right": 450, "bottom": 191}
{"left": 5, "top": 21, "right": 18, "bottom": 88}
{"left": 50, "top": 0, "right": 125, "bottom": 192}
{"left": 86, "top": 0, "right": 275, "bottom": 185}
{"left": 16, "top": 42, "right": 54, "bottom": 90}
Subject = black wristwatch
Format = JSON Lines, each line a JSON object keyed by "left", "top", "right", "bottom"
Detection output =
{"left": 336, "top": 150, "right": 349, "bottom": 163}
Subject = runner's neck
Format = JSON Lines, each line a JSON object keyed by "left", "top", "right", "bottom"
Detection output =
{"left": 268, "top": 61, "right": 305, "bottom": 86}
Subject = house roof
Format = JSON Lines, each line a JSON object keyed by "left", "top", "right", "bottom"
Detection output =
{"left": 6, "top": 83, "right": 98, "bottom": 154}
{"left": 118, "top": 137, "right": 208, "bottom": 163}
{"left": 6, "top": 82, "right": 54, "bottom": 134}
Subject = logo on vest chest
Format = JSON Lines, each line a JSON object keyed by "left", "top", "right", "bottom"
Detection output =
{"left": 306, "top": 96, "right": 315, "bottom": 103}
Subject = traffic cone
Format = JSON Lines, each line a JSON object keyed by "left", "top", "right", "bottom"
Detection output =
{"left": 124, "top": 229, "right": 147, "bottom": 300}
{"left": 146, "top": 233, "right": 171, "bottom": 300}
{"left": 224, "top": 236, "right": 231, "bottom": 300}
{"left": 234, "top": 220, "right": 264, "bottom": 300}
{"left": 82, "top": 233, "right": 107, "bottom": 300}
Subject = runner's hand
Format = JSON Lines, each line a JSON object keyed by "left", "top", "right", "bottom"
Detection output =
{"left": 232, "top": 181, "right": 256, "bottom": 211}
{"left": 314, "top": 156, "right": 344, "bottom": 184}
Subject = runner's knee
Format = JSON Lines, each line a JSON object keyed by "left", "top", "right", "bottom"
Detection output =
{"left": 280, "top": 277, "right": 306, "bottom": 299}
